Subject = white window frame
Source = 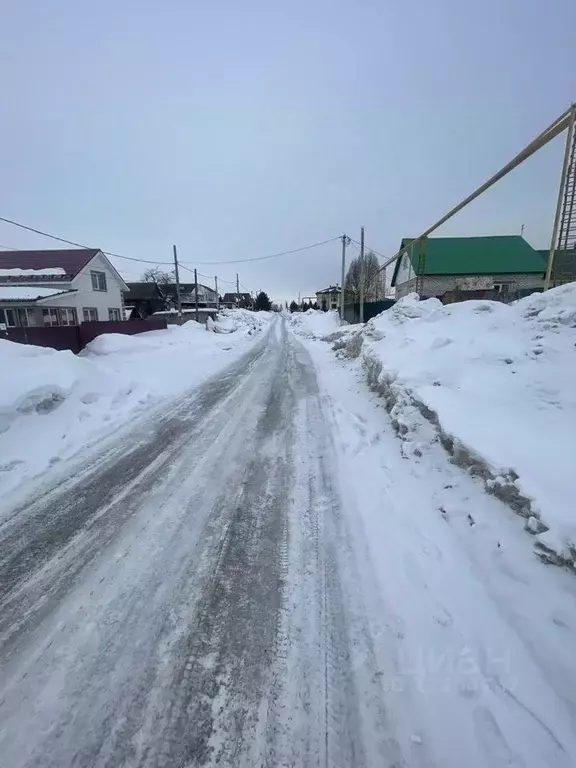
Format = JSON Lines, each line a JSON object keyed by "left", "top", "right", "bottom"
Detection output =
{"left": 42, "top": 308, "right": 60, "bottom": 327}
{"left": 108, "top": 308, "right": 121, "bottom": 321}
{"left": 494, "top": 282, "right": 511, "bottom": 294}
{"left": 83, "top": 307, "right": 98, "bottom": 322}
{"left": 16, "top": 307, "right": 36, "bottom": 327}
{"left": 58, "top": 308, "right": 78, "bottom": 326}
{"left": 0, "top": 308, "right": 16, "bottom": 327}
{"left": 91, "top": 270, "right": 107, "bottom": 292}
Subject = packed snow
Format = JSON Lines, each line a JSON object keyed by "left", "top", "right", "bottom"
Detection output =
{"left": 0, "top": 310, "right": 272, "bottom": 502}
{"left": 303, "top": 286, "right": 576, "bottom": 567}
{"left": 297, "top": 334, "right": 576, "bottom": 767}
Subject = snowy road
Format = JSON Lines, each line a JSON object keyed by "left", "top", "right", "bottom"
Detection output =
{"left": 1, "top": 317, "right": 576, "bottom": 767}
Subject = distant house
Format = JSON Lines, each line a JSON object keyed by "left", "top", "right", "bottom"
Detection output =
{"left": 316, "top": 285, "right": 341, "bottom": 311}
{"left": 222, "top": 292, "right": 252, "bottom": 309}
{"left": 163, "top": 283, "right": 218, "bottom": 309}
{"left": 0, "top": 249, "right": 128, "bottom": 328}
{"left": 391, "top": 236, "right": 546, "bottom": 301}
{"left": 124, "top": 282, "right": 167, "bottom": 319}
{"left": 124, "top": 281, "right": 219, "bottom": 318}
{"left": 536, "top": 249, "right": 576, "bottom": 286}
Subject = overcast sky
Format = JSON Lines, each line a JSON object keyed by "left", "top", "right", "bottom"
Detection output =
{"left": 1, "top": 0, "right": 574, "bottom": 302}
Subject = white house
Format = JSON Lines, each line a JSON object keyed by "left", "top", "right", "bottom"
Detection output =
{"left": 0, "top": 248, "right": 129, "bottom": 328}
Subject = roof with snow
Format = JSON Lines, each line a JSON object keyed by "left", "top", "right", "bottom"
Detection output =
{"left": 316, "top": 285, "right": 341, "bottom": 294}
{"left": 0, "top": 286, "right": 75, "bottom": 302}
{"left": 0, "top": 249, "right": 100, "bottom": 280}
{"left": 391, "top": 236, "right": 546, "bottom": 286}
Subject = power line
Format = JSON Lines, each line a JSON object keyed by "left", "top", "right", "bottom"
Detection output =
{"left": 0, "top": 215, "right": 174, "bottom": 267}
{"left": 187, "top": 237, "right": 340, "bottom": 265}
{"left": 0, "top": 214, "right": 339, "bottom": 270}
{"left": 349, "top": 237, "right": 386, "bottom": 260}
{"left": 0, "top": 244, "right": 21, "bottom": 251}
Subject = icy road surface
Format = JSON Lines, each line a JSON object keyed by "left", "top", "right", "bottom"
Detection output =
{"left": 1, "top": 318, "right": 576, "bottom": 767}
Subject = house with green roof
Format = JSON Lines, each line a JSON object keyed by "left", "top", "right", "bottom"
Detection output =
{"left": 391, "top": 235, "right": 547, "bottom": 301}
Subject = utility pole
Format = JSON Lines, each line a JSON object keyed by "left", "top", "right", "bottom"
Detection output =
{"left": 359, "top": 226, "right": 365, "bottom": 323}
{"left": 194, "top": 268, "right": 199, "bottom": 323}
{"left": 173, "top": 245, "right": 182, "bottom": 319}
{"left": 236, "top": 273, "right": 240, "bottom": 307}
{"left": 215, "top": 276, "right": 219, "bottom": 311}
{"left": 339, "top": 234, "right": 347, "bottom": 322}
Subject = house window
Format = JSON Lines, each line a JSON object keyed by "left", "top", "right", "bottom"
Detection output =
{"left": 0, "top": 308, "right": 16, "bottom": 327}
{"left": 91, "top": 271, "right": 107, "bottom": 292}
{"left": 494, "top": 282, "right": 510, "bottom": 293}
{"left": 83, "top": 307, "right": 98, "bottom": 322}
{"left": 108, "top": 308, "right": 121, "bottom": 321}
{"left": 42, "top": 308, "right": 60, "bottom": 326}
{"left": 58, "top": 308, "right": 78, "bottom": 326}
{"left": 16, "top": 308, "right": 36, "bottom": 327}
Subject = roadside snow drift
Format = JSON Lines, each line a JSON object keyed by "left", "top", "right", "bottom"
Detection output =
{"left": 286, "top": 309, "right": 342, "bottom": 339}
{"left": 332, "top": 286, "right": 576, "bottom": 566}
{"left": 0, "top": 311, "right": 272, "bottom": 500}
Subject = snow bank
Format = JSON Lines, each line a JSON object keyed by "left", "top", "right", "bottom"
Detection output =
{"left": 286, "top": 309, "right": 342, "bottom": 339}
{"left": 335, "top": 286, "right": 576, "bottom": 565}
{"left": 214, "top": 308, "right": 274, "bottom": 336}
{"left": 0, "top": 312, "right": 272, "bottom": 500}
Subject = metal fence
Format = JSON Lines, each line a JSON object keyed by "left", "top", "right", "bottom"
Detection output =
{"left": 1, "top": 318, "right": 168, "bottom": 353}
{"left": 342, "top": 299, "right": 396, "bottom": 324}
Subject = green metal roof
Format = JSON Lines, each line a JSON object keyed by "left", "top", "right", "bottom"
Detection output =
{"left": 391, "top": 236, "right": 546, "bottom": 286}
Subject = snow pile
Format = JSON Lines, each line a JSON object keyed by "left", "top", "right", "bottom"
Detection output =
{"left": 336, "top": 286, "right": 576, "bottom": 564}
{"left": 287, "top": 309, "right": 342, "bottom": 339}
{"left": 215, "top": 308, "right": 273, "bottom": 336}
{"left": 0, "top": 315, "right": 272, "bottom": 500}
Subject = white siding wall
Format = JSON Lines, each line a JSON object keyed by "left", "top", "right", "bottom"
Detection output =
{"left": 395, "top": 253, "right": 413, "bottom": 288}
{"left": 70, "top": 253, "right": 125, "bottom": 320}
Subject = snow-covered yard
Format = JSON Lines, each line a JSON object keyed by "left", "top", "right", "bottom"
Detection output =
{"left": 0, "top": 310, "right": 272, "bottom": 502}
{"left": 289, "top": 288, "right": 576, "bottom": 568}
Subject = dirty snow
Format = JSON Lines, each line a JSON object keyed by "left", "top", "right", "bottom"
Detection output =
{"left": 305, "top": 286, "right": 576, "bottom": 566}
{"left": 0, "top": 311, "right": 272, "bottom": 502}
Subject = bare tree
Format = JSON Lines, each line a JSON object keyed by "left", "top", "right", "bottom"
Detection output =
{"left": 141, "top": 267, "right": 174, "bottom": 284}
{"left": 344, "top": 251, "right": 381, "bottom": 302}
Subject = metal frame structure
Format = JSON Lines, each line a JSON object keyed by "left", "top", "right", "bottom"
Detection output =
{"left": 378, "top": 104, "right": 576, "bottom": 291}
{"left": 545, "top": 107, "right": 576, "bottom": 289}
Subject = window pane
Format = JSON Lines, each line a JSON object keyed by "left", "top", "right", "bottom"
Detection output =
{"left": 17, "top": 308, "right": 29, "bottom": 327}
{"left": 91, "top": 271, "right": 107, "bottom": 291}
{"left": 42, "top": 308, "right": 58, "bottom": 326}
{"left": 5, "top": 309, "right": 15, "bottom": 326}
{"left": 59, "top": 308, "right": 76, "bottom": 325}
